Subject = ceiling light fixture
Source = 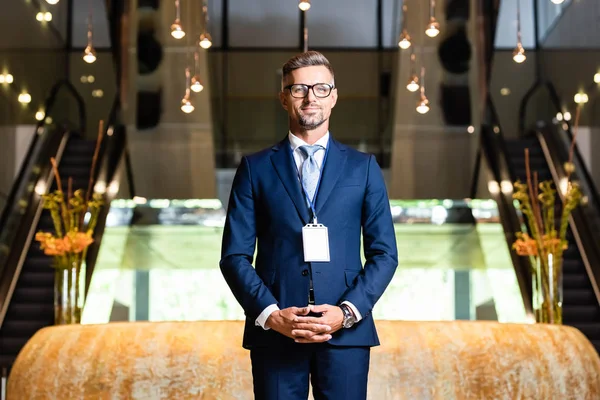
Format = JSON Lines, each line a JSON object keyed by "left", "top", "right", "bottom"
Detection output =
{"left": 425, "top": 0, "right": 440, "bottom": 38}
{"left": 299, "top": 0, "right": 311, "bottom": 11}
{"left": 171, "top": 0, "right": 185, "bottom": 39}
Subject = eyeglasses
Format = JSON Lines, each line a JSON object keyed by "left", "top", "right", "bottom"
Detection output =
{"left": 284, "top": 83, "right": 335, "bottom": 98}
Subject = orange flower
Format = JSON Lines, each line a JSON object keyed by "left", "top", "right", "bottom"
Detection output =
{"left": 513, "top": 233, "right": 538, "bottom": 256}
{"left": 35, "top": 232, "right": 68, "bottom": 256}
{"left": 542, "top": 234, "right": 567, "bottom": 255}
{"left": 64, "top": 231, "right": 94, "bottom": 253}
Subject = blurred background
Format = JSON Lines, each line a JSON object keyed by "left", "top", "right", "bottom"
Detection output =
{"left": 1, "top": 0, "right": 599, "bottom": 381}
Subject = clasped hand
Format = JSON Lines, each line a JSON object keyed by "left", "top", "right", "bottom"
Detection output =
{"left": 265, "top": 304, "right": 343, "bottom": 343}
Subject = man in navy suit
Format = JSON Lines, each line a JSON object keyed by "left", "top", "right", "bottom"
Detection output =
{"left": 220, "top": 51, "right": 398, "bottom": 399}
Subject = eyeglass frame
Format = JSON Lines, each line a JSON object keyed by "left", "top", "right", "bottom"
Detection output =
{"left": 283, "top": 83, "right": 336, "bottom": 98}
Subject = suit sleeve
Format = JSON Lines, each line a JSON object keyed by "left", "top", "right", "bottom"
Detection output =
{"left": 339, "top": 155, "right": 398, "bottom": 318}
{"left": 220, "top": 156, "right": 278, "bottom": 320}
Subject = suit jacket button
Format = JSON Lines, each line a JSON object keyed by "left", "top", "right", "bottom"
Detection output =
{"left": 302, "top": 269, "right": 309, "bottom": 276}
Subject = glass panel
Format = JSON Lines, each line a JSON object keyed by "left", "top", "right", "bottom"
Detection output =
{"left": 208, "top": 0, "right": 223, "bottom": 48}
{"left": 382, "top": 0, "right": 401, "bottom": 49}
{"left": 83, "top": 198, "right": 528, "bottom": 324}
{"left": 72, "top": 0, "right": 111, "bottom": 48}
{"left": 494, "top": 0, "right": 535, "bottom": 49}
{"left": 228, "top": 0, "right": 300, "bottom": 48}
{"left": 537, "top": 0, "right": 572, "bottom": 44}
{"left": 307, "top": 0, "right": 378, "bottom": 48}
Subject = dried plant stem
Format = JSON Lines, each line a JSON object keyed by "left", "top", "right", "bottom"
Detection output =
{"left": 567, "top": 105, "right": 582, "bottom": 178}
{"left": 50, "top": 157, "right": 69, "bottom": 233}
{"left": 525, "top": 149, "right": 544, "bottom": 240}
{"left": 86, "top": 120, "right": 104, "bottom": 206}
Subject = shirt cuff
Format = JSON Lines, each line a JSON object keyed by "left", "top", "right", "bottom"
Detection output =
{"left": 255, "top": 304, "right": 280, "bottom": 330}
{"left": 341, "top": 301, "right": 362, "bottom": 322}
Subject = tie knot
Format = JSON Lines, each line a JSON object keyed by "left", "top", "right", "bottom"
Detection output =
{"left": 299, "top": 144, "right": 323, "bottom": 158}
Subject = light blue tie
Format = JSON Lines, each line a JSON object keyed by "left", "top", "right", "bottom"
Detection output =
{"left": 299, "top": 145, "right": 324, "bottom": 203}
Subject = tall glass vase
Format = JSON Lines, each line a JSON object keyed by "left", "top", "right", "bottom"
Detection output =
{"left": 54, "top": 258, "right": 85, "bottom": 324}
{"left": 533, "top": 253, "right": 563, "bottom": 324}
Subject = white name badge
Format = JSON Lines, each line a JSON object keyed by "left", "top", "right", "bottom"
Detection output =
{"left": 302, "top": 223, "right": 331, "bottom": 262}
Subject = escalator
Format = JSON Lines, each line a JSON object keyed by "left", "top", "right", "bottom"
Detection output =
{"left": 0, "top": 82, "right": 131, "bottom": 369}
{"left": 0, "top": 136, "right": 97, "bottom": 367}
{"left": 504, "top": 134, "right": 600, "bottom": 350}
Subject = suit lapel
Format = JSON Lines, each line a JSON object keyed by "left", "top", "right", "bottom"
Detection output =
{"left": 315, "top": 138, "right": 346, "bottom": 216}
{"left": 270, "top": 138, "right": 310, "bottom": 224}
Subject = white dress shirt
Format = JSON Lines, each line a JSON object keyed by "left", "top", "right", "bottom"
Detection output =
{"left": 255, "top": 132, "right": 363, "bottom": 330}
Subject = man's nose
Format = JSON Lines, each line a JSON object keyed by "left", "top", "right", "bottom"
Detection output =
{"left": 305, "top": 88, "right": 317, "bottom": 102}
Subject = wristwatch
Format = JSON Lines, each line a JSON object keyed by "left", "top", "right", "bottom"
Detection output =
{"left": 340, "top": 304, "right": 357, "bottom": 329}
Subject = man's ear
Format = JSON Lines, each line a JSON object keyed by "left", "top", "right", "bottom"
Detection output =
{"left": 279, "top": 91, "right": 289, "bottom": 111}
{"left": 330, "top": 88, "right": 338, "bottom": 109}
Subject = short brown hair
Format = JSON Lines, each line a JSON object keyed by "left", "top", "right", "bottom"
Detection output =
{"left": 281, "top": 51, "right": 335, "bottom": 87}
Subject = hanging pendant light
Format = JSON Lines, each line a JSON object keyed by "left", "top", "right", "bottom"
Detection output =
{"left": 181, "top": 67, "right": 195, "bottom": 113}
{"left": 299, "top": 0, "right": 311, "bottom": 11}
{"left": 416, "top": 67, "right": 430, "bottom": 114}
{"left": 406, "top": 49, "right": 419, "bottom": 92}
{"left": 171, "top": 0, "right": 185, "bottom": 39}
{"left": 397, "top": 3, "right": 411, "bottom": 49}
{"left": 425, "top": 0, "right": 440, "bottom": 38}
{"left": 83, "top": 14, "right": 96, "bottom": 63}
{"left": 513, "top": 0, "right": 526, "bottom": 63}
{"left": 191, "top": 52, "right": 204, "bottom": 93}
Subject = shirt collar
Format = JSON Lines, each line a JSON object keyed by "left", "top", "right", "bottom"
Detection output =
{"left": 288, "top": 131, "right": 330, "bottom": 151}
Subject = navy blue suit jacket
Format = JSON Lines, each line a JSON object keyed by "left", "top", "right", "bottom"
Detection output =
{"left": 220, "top": 136, "right": 398, "bottom": 349}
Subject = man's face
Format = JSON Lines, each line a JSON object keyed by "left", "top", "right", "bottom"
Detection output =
{"left": 279, "top": 65, "right": 338, "bottom": 130}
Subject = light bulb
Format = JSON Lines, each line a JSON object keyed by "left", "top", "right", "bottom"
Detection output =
{"left": 171, "top": 21, "right": 185, "bottom": 39}
{"left": 181, "top": 97, "right": 195, "bottom": 113}
{"left": 398, "top": 31, "right": 411, "bottom": 49}
{"left": 35, "top": 109, "right": 45, "bottom": 121}
{"left": 36, "top": 12, "right": 44, "bottom": 21}
{"left": 18, "top": 93, "right": 32, "bottom": 104}
{"left": 551, "top": 0, "right": 564, "bottom": 4}
{"left": 406, "top": 76, "right": 419, "bottom": 92}
{"left": 594, "top": 73, "right": 600, "bottom": 83}
{"left": 299, "top": 0, "right": 310, "bottom": 11}
{"left": 199, "top": 32, "right": 212, "bottom": 49}
{"left": 44, "top": 12, "right": 52, "bottom": 21}
{"left": 512, "top": 44, "right": 526, "bottom": 63}
{"left": 5, "top": 74, "right": 13, "bottom": 83}
{"left": 191, "top": 77, "right": 204, "bottom": 93}
{"left": 83, "top": 45, "right": 97, "bottom": 63}
{"left": 416, "top": 96, "right": 430, "bottom": 114}
{"left": 574, "top": 93, "right": 588, "bottom": 104}
{"left": 563, "top": 112, "right": 572, "bottom": 121}
{"left": 46, "top": 0, "right": 60, "bottom": 4}
{"left": 425, "top": 18, "right": 440, "bottom": 37}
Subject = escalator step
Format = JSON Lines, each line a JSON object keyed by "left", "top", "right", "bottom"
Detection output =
{"left": 59, "top": 156, "right": 94, "bottom": 168}
{"left": 0, "top": 320, "right": 50, "bottom": 337}
{"left": 21, "top": 257, "right": 53, "bottom": 272}
{"left": 512, "top": 169, "right": 552, "bottom": 182}
{"left": 11, "top": 286, "right": 54, "bottom": 303}
{"left": 573, "top": 323, "right": 600, "bottom": 339}
{"left": 563, "top": 259, "right": 585, "bottom": 274}
{"left": 4, "top": 303, "right": 54, "bottom": 321}
{"left": 0, "top": 336, "right": 30, "bottom": 352}
{"left": 563, "top": 289, "right": 597, "bottom": 306}
{"left": 58, "top": 167, "right": 92, "bottom": 180}
{"left": 563, "top": 305, "right": 600, "bottom": 323}
{"left": 18, "top": 270, "right": 54, "bottom": 287}
{"left": 563, "top": 274, "right": 593, "bottom": 289}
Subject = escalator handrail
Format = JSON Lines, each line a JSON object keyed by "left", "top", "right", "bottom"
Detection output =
{"left": 0, "top": 80, "right": 86, "bottom": 236}
{"left": 0, "top": 129, "right": 72, "bottom": 326}
{"left": 544, "top": 82, "right": 600, "bottom": 216}
{"left": 536, "top": 126, "right": 600, "bottom": 304}
{"left": 479, "top": 115, "right": 534, "bottom": 319}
